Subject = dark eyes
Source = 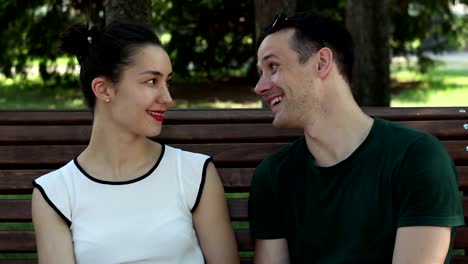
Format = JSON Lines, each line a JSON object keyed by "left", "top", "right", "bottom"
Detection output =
{"left": 146, "top": 78, "right": 172, "bottom": 87}
{"left": 270, "top": 64, "right": 278, "bottom": 72}
{"left": 258, "top": 63, "right": 279, "bottom": 76}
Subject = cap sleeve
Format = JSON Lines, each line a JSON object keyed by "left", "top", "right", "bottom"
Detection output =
{"left": 33, "top": 169, "right": 72, "bottom": 226}
{"left": 176, "top": 149, "right": 212, "bottom": 212}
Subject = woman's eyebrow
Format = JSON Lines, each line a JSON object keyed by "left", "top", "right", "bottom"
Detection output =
{"left": 139, "top": 70, "right": 163, "bottom": 76}
{"left": 139, "top": 70, "right": 173, "bottom": 78}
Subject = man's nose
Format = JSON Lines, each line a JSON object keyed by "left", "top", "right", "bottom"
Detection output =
{"left": 254, "top": 75, "right": 273, "bottom": 95}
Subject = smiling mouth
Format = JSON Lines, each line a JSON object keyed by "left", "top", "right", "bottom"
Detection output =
{"left": 146, "top": 110, "right": 165, "bottom": 121}
{"left": 269, "top": 96, "right": 283, "bottom": 108}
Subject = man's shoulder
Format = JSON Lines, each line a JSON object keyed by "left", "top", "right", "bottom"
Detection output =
{"left": 260, "top": 136, "right": 305, "bottom": 167}
{"left": 253, "top": 136, "right": 305, "bottom": 181}
{"left": 375, "top": 118, "right": 439, "bottom": 147}
{"left": 375, "top": 118, "right": 452, "bottom": 172}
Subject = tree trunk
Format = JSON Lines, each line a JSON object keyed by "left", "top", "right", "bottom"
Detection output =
{"left": 254, "top": 0, "right": 296, "bottom": 44}
{"left": 105, "top": 0, "right": 153, "bottom": 27}
{"left": 88, "top": 1, "right": 105, "bottom": 28}
{"left": 346, "top": 0, "right": 391, "bottom": 106}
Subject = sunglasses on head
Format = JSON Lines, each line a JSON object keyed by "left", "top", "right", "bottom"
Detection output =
{"left": 266, "top": 13, "right": 326, "bottom": 49}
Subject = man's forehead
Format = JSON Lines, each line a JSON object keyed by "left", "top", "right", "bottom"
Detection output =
{"left": 257, "top": 28, "right": 294, "bottom": 60}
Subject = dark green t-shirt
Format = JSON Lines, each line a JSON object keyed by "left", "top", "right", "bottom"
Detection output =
{"left": 249, "top": 118, "right": 464, "bottom": 263}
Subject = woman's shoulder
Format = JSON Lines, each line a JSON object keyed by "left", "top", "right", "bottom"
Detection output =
{"left": 33, "top": 160, "right": 77, "bottom": 186}
{"left": 164, "top": 144, "right": 212, "bottom": 163}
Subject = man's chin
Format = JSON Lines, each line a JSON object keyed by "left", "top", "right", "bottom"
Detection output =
{"left": 272, "top": 114, "right": 301, "bottom": 129}
{"left": 272, "top": 115, "right": 289, "bottom": 128}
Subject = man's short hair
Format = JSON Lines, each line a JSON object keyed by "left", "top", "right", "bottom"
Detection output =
{"left": 258, "top": 12, "right": 354, "bottom": 84}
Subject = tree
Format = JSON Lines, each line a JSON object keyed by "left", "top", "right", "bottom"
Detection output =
{"left": 106, "top": 0, "right": 152, "bottom": 26}
{"left": 152, "top": 0, "right": 255, "bottom": 80}
{"left": 391, "top": 0, "right": 468, "bottom": 72}
{"left": 346, "top": 0, "right": 391, "bottom": 106}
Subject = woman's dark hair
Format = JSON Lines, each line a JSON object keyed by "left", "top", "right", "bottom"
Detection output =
{"left": 60, "top": 22, "right": 162, "bottom": 109}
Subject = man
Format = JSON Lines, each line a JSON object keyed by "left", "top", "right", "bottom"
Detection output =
{"left": 248, "top": 11, "right": 464, "bottom": 263}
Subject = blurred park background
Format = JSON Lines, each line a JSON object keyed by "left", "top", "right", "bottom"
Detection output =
{"left": 0, "top": 0, "right": 467, "bottom": 109}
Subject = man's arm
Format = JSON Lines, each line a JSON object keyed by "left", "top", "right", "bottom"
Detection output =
{"left": 254, "top": 239, "right": 290, "bottom": 264}
{"left": 392, "top": 226, "right": 451, "bottom": 264}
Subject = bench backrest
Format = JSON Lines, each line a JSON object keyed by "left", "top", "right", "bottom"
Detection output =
{"left": 0, "top": 107, "right": 467, "bottom": 263}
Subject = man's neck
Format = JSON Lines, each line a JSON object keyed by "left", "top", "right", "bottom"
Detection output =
{"left": 303, "top": 105, "right": 373, "bottom": 167}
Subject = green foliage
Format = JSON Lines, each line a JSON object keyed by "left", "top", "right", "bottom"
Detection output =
{"left": 300, "top": 0, "right": 468, "bottom": 73}
{"left": 0, "top": 0, "right": 88, "bottom": 83}
{"left": 297, "top": 0, "right": 347, "bottom": 21}
{"left": 152, "top": 0, "right": 254, "bottom": 81}
{"left": 391, "top": 0, "right": 468, "bottom": 58}
{"left": 0, "top": 0, "right": 466, "bottom": 85}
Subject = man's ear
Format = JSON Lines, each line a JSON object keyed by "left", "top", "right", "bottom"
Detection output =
{"left": 316, "top": 47, "right": 334, "bottom": 79}
{"left": 91, "top": 77, "right": 113, "bottom": 103}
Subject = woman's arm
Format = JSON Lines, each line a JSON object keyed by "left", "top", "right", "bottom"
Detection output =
{"left": 32, "top": 188, "right": 76, "bottom": 264}
{"left": 192, "top": 162, "right": 240, "bottom": 263}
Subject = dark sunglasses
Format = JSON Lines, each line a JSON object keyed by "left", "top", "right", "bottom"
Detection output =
{"left": 268, "top": 13, "right": 290, "bottom": 32}
{"left": 266, "top": 13, "right": 326, "bottom": 49}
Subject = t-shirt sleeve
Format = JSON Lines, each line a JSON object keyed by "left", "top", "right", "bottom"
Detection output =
{"left": 249, "top": 158, "right": 287, "bottom": 239}
{"left": 396, "top": 134, "right": 464, "bottom": 227}
{"left": 177, "top": 150, "right": 212, "bottom": 212}
{"left": 32, "top": 170, "right": 72, "bottom": 226}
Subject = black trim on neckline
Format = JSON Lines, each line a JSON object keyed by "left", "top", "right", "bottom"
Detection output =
{"left": 74, "top": 143, "right": 165, "bottom": 185}
{"left": 32, "top": 181, "right": 72, "bottom": 226}
{"left": 191, "top": 157, "right": 212, "bottom": 213}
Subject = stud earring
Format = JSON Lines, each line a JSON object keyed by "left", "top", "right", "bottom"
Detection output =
{"left": 106, "top": 98, "right": 110, "bottom": 103}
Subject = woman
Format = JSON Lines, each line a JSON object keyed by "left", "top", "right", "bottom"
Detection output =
{"left": 31, "top": 22, "right": 239, "bottom": 263}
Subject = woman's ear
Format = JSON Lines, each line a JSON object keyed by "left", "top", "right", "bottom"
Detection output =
{"left": 91, "top": 77, "right": 113, "bottom": 103}
{"left": 316, "top": 47, "right": 334, "bottom": 79}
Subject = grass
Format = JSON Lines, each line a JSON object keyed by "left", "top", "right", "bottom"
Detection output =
{"left": 390, "top": 60, "right": 468, "bottom": 107}
{"left": 0, "top": 77, "right": 85, "bottom": 109}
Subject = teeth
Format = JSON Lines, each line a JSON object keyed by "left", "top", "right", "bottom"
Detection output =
{"left": 269, "top": 96, "right": 282, "bottom": 107}
{"left": 147, "top": 110, "right": 163, "bottom": 116}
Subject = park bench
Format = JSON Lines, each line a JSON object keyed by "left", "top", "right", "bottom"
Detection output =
{"left": 0, "top": 107, "right": 467, "bottom": 263}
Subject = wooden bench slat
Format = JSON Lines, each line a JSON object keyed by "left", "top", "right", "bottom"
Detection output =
{"left": 455, "top": 227, "right": 468, "bottom": 250}
{"left": 3, "top": 166, "right": 468, "bottom": 193}
{"left": 1, "top": 107, "right": 467, "bottom": 125}
{"left": 0, "top": 124, "right": 301, "bottom": 145}
{"left": 458, "top": 166, "right": 468, "bottom": 191}
{"left": 0, "top": 260, "right": 253, "bottom": 264}
{"left": 240, "top": 259, "right": 253, "bottom": 264}
{"left": 0, "top": 200, "right": 30, "bottom": 221}
{"left": 0, "top": 168, "right": 254, "bottom": 193}
{"left": 450, "top": 256, "right": 468, "bottom": 264}
{"left": 0, "top": 170, "right": 47, "bottom": 194}
{"left": 1, "top": 120, "right": 467, "bottom": 145}
{"left": 0, "top": 198, "right": 249, "bottom": 221}
{"left": 0, "top": 231, "right": 36, "bottom": 252}
{"left": 0, "top": 229, "right": 253, "bottom": 252}
{"left": 0, "top": 144, "right": 284, "bottom": 168}
{"left": 1, "top": 227, "right": 467, "bottom": 254}
{"left": 364, "top": 107, "right": 468, "bottom": 121}
{"left": 8, "top": 196, "right": 468, "bottom": 223}
{"left": 1, "top": 141, "right": 467, "bottom": 169}
{"left": 0, "top": 260, "right": 38, "bottom": 264}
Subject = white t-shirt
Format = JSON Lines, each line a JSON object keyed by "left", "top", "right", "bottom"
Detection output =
{"left": 33, "top": 144, "right": 211, "bottom": 264}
